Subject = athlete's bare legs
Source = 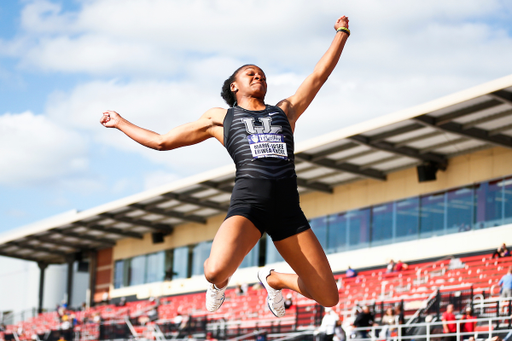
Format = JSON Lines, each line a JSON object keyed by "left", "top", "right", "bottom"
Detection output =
{"left": 203, "top": 215, "right": 261, "bottom": 288}
{"left": 270, "top": 229, "right": 339, "bottom": 307}
{"left": 204, "top": 218, "right": 338, "bottom": 308}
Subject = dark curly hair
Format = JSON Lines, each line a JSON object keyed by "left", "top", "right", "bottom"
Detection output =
{"left": 221, "top": 64, "right": 256, "bottom": 107}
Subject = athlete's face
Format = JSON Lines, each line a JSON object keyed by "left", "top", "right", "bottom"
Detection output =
{"left": 232, "top": 65, "right": 267, "bottom": 100}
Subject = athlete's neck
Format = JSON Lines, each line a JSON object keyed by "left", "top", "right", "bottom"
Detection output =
{"left": 237, "top": 97, "right": 266, "bottom": 111}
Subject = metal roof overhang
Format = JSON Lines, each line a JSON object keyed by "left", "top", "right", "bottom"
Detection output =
{"left": 2, "top": 74, "right": 512, "bottom": 264}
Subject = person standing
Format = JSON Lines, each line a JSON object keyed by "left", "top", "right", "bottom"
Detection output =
{"left": 319, "top": 308, "right": 340, "bottom": 341}
{"left": 442, "top": 304, "right": 457, "bottom": 341}
{"left": 461, "top": 307, "right": 476, "bottom": 340}
{"left": 352, "top": 306, "right": 376, "bottom": 339}
{"left": 499, "top": 268, "right": 512, "bottom": 298}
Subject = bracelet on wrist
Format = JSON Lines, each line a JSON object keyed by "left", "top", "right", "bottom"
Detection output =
{"left": 336, "top": 27, "right": 350, "bottom": 36}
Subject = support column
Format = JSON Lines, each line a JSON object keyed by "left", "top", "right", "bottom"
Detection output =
{"left": 38, "top": 262, "right": 48, "bottom": 314}
{"left": 88, "top": 250, "right": 97, "bottom": 308}
{"left": 66, "top": 258, "right": 74, "bottom": 307}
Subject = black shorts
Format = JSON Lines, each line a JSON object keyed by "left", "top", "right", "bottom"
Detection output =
{"left": 224, "top": 177, "right": 311, "bottom": 241}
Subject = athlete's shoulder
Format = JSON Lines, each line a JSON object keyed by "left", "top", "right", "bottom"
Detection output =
{"left": 201, "top": 107, "right": 228, "bottom": 121}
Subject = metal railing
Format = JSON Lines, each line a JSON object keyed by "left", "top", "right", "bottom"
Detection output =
{"left": 347, "top": 315, "right": 512, "bottom": 341}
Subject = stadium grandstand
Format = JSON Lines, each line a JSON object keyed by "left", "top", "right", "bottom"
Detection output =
{"left": 1, "top": 73, "right": 512, "bottom": 341}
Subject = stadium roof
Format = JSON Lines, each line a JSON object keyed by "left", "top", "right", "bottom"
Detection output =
{"left": 2, "top": 74, "right": 512, "bottom": 264}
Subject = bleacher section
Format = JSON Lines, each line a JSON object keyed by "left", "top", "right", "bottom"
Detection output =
{"left": 2, "top": 252, "right": 512, "bottom": 341}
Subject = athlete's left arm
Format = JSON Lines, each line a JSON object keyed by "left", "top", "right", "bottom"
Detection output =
{"left": 277, "top": 16, "right": 349, "bottom": 130}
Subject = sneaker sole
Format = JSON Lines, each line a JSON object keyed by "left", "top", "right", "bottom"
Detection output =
{"left": 257, "top": 269, "right": 283, "bottom": 318}
{"left": 206, "top": 295, "right": 225, "bottom": 312}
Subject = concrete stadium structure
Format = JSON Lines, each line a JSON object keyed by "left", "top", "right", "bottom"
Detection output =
{"left": 1, "top": 73, "right": 512, "bottom": 317}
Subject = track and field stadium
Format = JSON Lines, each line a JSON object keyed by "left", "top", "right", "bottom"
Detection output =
{"left": 1, "top": 74, "right": 512, "bottom": 341}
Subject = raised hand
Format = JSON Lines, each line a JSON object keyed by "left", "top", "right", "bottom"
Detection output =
{"left": 334, "top": 16, "right": 349, "bottom": 31}
{"left": 100, "top": 110, "right": 121, "bottom": 128}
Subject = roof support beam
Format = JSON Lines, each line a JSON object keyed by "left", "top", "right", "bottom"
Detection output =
{"left": 100, "top": 213, "right": 174, "bottom": 234}
{"left": 434, "top": 99, "right": 503, "bottom": 126}
{"left": 0, "top": 250, "right": 49, "bottom": 262}
{"left": 2, "top": 242, "right": 70, "bottom": 257}
{"left": 366, "top": 123, "right": 425, "bottom": 143}
{"left": 489, "top": 123, "right": 512, "bottom": 136}
{"left": 393, "top": 131, "right": 443, "bottom": 148}
{"left": 71, "top": 223, "right": 144, "bottom": 239}
{"left": 31, "top": 236, "right": 83, "bottom": 251}
{"left": 462, "top": 109, "right": 512, "bottom": 130}
{"left": 414, "top": 115, "right": 512, "bottom": 150}
{"left": 296, "top": 178, "right": 333, "bottom": 194}
{"left": 162, "top": 193, "right": 229, "bottom": 211}
{"left": 51, "top": 230, "right": 116, "bottom": 247}
{"left": 305, "top": 142, "right": 359, "bottom": 162}
{"left": 201, "top": 180, "right": 235, "bottom": 193}
{"left": 130, "top": 204, "right": 207, "bottom": 224}
{"left": 489, "top": 90, "right": 512, "bottom": 106}
{"left": 360, "top": 155, "right": 403, "bottom": 170}
{"left": 348, "top": 135, "right": 448, "bottom": 169}
{"left": 295, "top": 154, "right": 387, "bottom": 181}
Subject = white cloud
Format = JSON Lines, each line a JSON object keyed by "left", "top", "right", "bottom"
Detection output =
{"left": 2, "top": 0, "right": 512, "bottom": 190}
{"left": 0, "top": 111, "right": 90, "bottom": 187}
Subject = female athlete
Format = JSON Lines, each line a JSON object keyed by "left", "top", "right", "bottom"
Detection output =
{"left": 100, "top": 16, "right": 350, "bottom": 317}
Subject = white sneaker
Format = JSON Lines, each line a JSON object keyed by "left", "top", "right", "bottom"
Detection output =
{"left": 205, "top": 281, "right": 228, "bottom": 312}
{"left": 257, "top": 268, "right": 285, "bottom": 317}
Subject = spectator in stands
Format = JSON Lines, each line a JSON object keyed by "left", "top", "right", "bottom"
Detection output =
{"left": 206, "top": 332, "right": 218, "bottom": 341}
{"left": 493, "top": 243, "right": 510, "bottom": 259}
{"left": 380, "top": 307, "right": 395, "bottom": 340}
{"left": 461, "top": 307, "right": 476, "bottom": 340}
{"left": 442, "top": 304, "right": 457, "bottom": 341}
{"left": 284, "top": 293, "right": 293, "bottom": 310}
{"left": 352, "top": 306, "right": 376, "bottom": 339}
{"left": 386, "top": 260, "right": 395, "bottom": 273}
{"left": 117, "top": 297, "right": 126, "bottom": 307}
{"left": 395, "top": 260, "right": 408, "bottom": 272}
{"left": 346, "top": 266, "right": 357, "bottom": 278}
{"left": 333, "top": 320, "right": 346, "bottom": 341}
{"left": 318, "top": 307, "right": 340, "bottom": 341}
{"left": 499, "top": 268, "right": 512, "bottom": 298}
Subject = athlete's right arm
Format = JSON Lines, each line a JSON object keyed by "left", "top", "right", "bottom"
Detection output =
{"left": 99, "top": 108, "right": 227, "bottom": 150}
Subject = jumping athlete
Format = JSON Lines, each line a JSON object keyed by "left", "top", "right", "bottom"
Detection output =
{"left": 100, "top": 16, "right": 350, "bottom": 317}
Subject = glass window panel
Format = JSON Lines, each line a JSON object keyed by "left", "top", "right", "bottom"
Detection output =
{"left": 326, "top": 213, "right": 348, "bottom": 253}
{"left": 266, "top": 237, "right": 284, "bottom": 264}
{"left": 129, "top": 255, "right": 146, "bottom": 286}
{"left": 123, "top": 258, "right": 131, "bottom": 287}
{"left": 475, "top": 179, "right": 506, "bottom": 229}
{"left": 310, "top": 217, "right": 328, "bottom": 250}
{"left": 371, "top": 203, "right": 394, "bottom": 246}
{"left": 420, "top": 193, "right": 445, "bottom": 238}
{"left": 347, "top": 208, "right": 370, "bottom": 250}
{"left": 502, "top": 177, "right": 512, "bottom": 225}
{"left": 446, "top": 186, "right": 474, "bottom": 234}
{"left": 240, "top": 239, "right": 260, "bottom": 268}
{"left": 146, "top": 251, "right": 165, "bottom": 283}
{"left": 164, "top": 250, "right": 174, "bottom": 281}
{"left": 395, "top": 197, "right": 419, "bottom": 242}
{"left": 172, "top": 246, "right": 190, "bottom": 280}
{"left": 114, "top": 260, "right": 124, "bottom": 289}
{"left": 192, "top": 241, "right": 212, "bottom": 276}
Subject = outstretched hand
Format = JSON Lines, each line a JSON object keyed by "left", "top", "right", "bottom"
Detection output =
{"left": 100, "top": 110, "right": 121, "bottom": 128}
{"left": 334, "top": 16, "right": 349, "bottom": 31}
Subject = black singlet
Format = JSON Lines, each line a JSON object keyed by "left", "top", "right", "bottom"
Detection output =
{"left": 223, "top": 104, "right": 311, "bottom": 241}
{"left": 223, "top": 105, "right": 296, "bottom": 180}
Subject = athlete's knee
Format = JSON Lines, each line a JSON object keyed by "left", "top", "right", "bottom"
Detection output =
{"left": 203, "top": 259, "right": 228, "bottom": 284}
{"left": 317, "top": 289, "right": 339, "bottom": 307}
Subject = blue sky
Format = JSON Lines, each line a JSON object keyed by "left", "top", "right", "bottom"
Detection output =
{"left": 1, "top": 0, "right": 512, "bottom": 234}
